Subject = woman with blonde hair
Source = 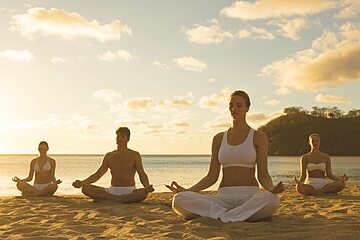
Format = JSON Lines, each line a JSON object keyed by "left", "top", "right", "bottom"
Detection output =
{"left": 295, "top": 133, "right": 348, "bottom": 195}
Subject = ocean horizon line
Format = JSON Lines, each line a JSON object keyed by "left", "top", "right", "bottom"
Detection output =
{"left": 0, "top": 153, "right": 212, "bottom": 157}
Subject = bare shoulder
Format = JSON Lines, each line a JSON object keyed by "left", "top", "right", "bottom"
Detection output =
{"left": 30, "top": 158, "right": 38, "bottom": 165}
{"left": 103, "top": 151, "right": 116, "bottom": 162}
{"left": 48, "top": 157, "right": 56, "bottom": 164}
{"left": 254, "top": 129, "right": 267, "bottom": 139}
{"left": 300, "top": 154, "right": 310, "bottom": 163}
{"left": 321, "top": 152, "right": 330, "bottom": 160}
{"left": 128, "top": 149, "right": 141, "bottom": 158}
{"left": 213, "top": 132, "right": 224, "bottom": 142}
{"left": 253, "top": 129, "right": 267, "bottom": 145}
{"left": 106, "top": 150, "right": 117, "bottom": 157}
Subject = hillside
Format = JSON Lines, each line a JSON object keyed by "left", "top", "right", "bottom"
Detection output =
{"left": 258, "top": 113, "right": 360, "bottom": 156}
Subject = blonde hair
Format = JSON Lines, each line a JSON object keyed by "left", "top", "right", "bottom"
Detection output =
{"left": 308, "top": 133, "right": 320, "bottom": 141}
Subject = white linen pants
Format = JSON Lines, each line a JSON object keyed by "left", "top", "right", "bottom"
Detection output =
{"left": 172, "top": 186, "right": 279, "bottom": 222}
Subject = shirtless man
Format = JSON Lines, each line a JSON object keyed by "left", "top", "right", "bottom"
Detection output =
{"left": 72, "top": 127, "right": 154, "bottom": 202}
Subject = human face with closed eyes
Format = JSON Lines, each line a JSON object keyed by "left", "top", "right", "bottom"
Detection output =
{"left": 309, "top": 134, "right": 321, "bottom": 150}
{"left": 229, "top": 95, "right": 249, "bottom": 120}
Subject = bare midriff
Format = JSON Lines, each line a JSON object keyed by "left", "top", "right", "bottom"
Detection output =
{"left": 34, "top": 171, "right": 52, "bottom": 184}
{"left": 220, "top": 166, "right": 258, "bottom": 187}
{"left": 307, "top": 170, "right": 326, "bottom": 179}
{"left": 110, "top": 169, "right": 136, "bottom": 187}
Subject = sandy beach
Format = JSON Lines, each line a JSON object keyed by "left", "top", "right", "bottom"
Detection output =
{"left": 0, "top": 184, "right": 359, "bottom": 240}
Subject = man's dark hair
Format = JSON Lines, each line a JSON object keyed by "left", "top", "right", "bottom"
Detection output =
{"left": 38, "top": 141, "right": 49, "bottom": 149}
{"left": 116, "top": 127, "right": 131, "bottom": 139}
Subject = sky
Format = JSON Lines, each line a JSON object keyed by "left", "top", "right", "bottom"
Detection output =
{"left": 0, "top": 0, "right": 359, "bottom": 154}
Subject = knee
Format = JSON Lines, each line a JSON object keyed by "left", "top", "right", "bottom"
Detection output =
{"left": 49, "top": 183, "right": 58, "bottom": 192}
{"left": 336, "top": 180, "right": 345, "bottom": 190}
{"left": 296, "top": 184, "right": 311, "bottom": 195}
{"left": 133, "top": 189, "right": 148, "bottom": 201}
{"left": 16, "top": 181, "right": 26, "bottom": 190}
{"left": 81, "top": 184, "right": 91, "bottom": 195}
{"left": 265, "top": 192, "right": 280, "bottom": 209}
{"left": 172, "top": 191, "right": 193, "bottom": 209}
{"left": 16, "top": 181, "right": 23, "bottom": 188}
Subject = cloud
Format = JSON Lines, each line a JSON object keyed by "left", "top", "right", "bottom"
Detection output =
{"left": 185, "top": 19, "right": 233, "bottom": 45}
{"left": 98, "top": 50, "right": 132, "bottom": 62}
{"left": 176, "top": 130, "right": 189, "bottom": 135}
{"left": 170, "top": 111, "right": 194, "bottom": 126}
{"left": 203, "top": 112, "right": 231, "bottom": 129}
{"left": 208, "top": 78, "right": 216, "bottom": 83}
{"left": 221, "top": 0, "right": 336, "bottom": 20}
{"left": 156, "top": 93, "right": 194, "bottom": 111}
{"left": 265, "top": 99, "right": 280, "bottom": 106}
{"left": 173, "top": 122, "right": 190, "bottom": 127}
{"left": 0, "top": 49, "right": 33, "bottom": 61}
{"left": 151, "top": 61, "right": 171, "bottom": 70}
{"left": 268, "top": 17, "right": 316, "bottom": 41}
{"left": 335, "top": 0, "right": 360, "bottom": 19}
{"left": 247, "top": 110, "right": 284, "bottom": 128}
{"left": 121, "top": 119, "right": 147, "bottom": 126}
{"left": 125, "top": 97, "right": 153, "bottom": 110}
{"left": 237, "top": 27, "right": 275, "bottom": 40}
{"left": 146, "top": 124, "right": 163, "bottom": 129}
{"left": 93, "top": 89, "right": 122, "bottom": 103}
{"left": 261, "top": 25, "right": 360, "bottom": 93}
{"left": 315, "top": 94, "right": 352, "bottom": 104}
{"left": 51, "top": 57, "right": 69, "bottom": 64}
{"left": 198, "top": 88, "right": 232, "bottom": 110}
{"left": 4, "top": 114, "right": 100, "bottom": 131}
{"left": 10, "top": 7, "right": 132, "bottom": 41}
{"left": 174, "top": 56, "right": 207, "bottom": 72}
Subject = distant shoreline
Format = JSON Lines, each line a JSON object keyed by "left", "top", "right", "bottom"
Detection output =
{"left": 0, "top": 154, "right": 212, "bottom": 157}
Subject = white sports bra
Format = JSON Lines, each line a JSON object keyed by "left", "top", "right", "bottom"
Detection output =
{"left": 34, "top": 158, "right": 51, "bottom": 172}
{"left": 307, "top": 163, "right": 326, "bottom": 172}
{"left": 218, "top": 129, "right": 256, "bottom": 168}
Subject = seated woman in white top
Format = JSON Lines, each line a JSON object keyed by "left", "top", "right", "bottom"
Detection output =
{"left": 166, "top": 90, "right": 284, "bottom": 222}
{"left": 295, "top": 133, "right": 348, "bottom": 195}
{"left": 12, "top": 141, "right": 62, "bottom": 196}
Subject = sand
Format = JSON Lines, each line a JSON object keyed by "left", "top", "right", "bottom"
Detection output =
{"left": 0, "top": 184, "right": 359, "bottom": 240}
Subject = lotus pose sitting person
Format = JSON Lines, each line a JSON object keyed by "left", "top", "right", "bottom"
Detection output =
{"left": 166, "top": 90, "right": 284, "bottom": 222}
{"left": 295, "top": 133, "right": 348, "bottom": 195}
{"left": 72, "top": 127, "right": 154, "bottom": 202}
{"left": 12, "top": 141, "right": 61, "bottom": 197}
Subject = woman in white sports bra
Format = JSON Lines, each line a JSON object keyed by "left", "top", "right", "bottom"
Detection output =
{"left": 166, "top": 90, "right": 284, "bottom": 222}
{"left": 295, "top": 133, "right": 348, "bottom": 195}
{"left": 12, "top": 141, "right": 62, "bottom": 196}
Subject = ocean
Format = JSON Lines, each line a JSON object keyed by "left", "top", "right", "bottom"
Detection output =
{"left": 1, "top": 155, "right": 359, "bottom": 196}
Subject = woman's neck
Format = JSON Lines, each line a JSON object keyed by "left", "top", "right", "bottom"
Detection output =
{"left": 231, "top": 119, "right": 249, "bottom": 131}
{"left": 310, "top": 148, "right": 320, "bottom": 154}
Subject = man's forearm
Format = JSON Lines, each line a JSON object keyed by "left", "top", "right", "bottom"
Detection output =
{"left": 82, "top": 174, "right": 100, "bottom": 185}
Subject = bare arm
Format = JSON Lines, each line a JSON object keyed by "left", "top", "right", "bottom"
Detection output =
{"left": 325, "top": 155, "right": 338, "bottom": 181}
{"left": 81, "top": 154, "right": 109, "bottom": 185}
{"left": 256, "top": 131, "right": 275, "bottom": 191}
{"left": 187, "top": 134, "right": 222, "bottom": 192}
{"left": 134, "top": 152, "right": 152, "bottom": 191}
{"left": 299, "top": 156, "right": 307, "bottom": 183}
{"left": 21, "top": 159, "right": 36, "bottom": 182}
{"left": 49, "top": 158, "right": 57, "bottom": 183}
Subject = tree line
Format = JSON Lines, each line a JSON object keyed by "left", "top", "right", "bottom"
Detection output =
{"left": 283, "top": 106, "right": 360, "bottom": 118}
